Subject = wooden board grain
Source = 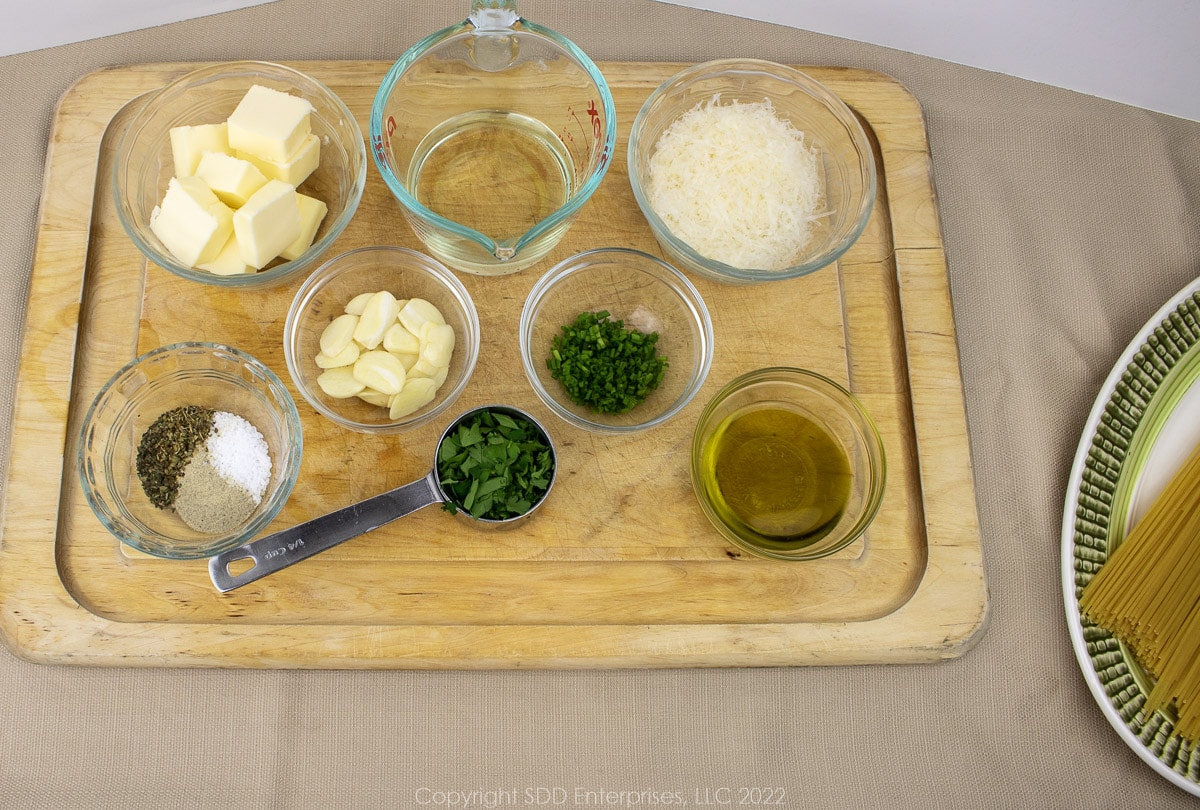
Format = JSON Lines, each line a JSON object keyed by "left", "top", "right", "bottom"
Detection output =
{"left": 0, "top": 61, "right": 989, "bottom": 667}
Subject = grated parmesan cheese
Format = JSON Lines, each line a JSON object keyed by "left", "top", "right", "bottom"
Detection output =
{"left": 646, "top": 95, "right": 825, "bottom": 271}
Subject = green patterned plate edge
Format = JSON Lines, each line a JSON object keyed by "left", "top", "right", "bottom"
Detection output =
{"left": 1062, "top": 279, "right": 1200, "bottom": 796}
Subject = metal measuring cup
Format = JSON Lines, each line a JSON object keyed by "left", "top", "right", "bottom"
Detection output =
{"left": 208, "top": 405, "right": 556, "bottom": 592}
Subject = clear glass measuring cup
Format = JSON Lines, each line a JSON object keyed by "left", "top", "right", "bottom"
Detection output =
{"left": 370, "top": 0, "right": 617, "bottom": 276}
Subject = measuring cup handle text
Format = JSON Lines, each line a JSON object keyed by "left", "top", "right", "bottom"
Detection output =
{"left": 209, "top": 473, "right": 442, "bottom": 592}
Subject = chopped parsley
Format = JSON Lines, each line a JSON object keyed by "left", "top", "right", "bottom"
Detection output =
{"left": 436, "top": 409, "right": 555, "bottom": 521}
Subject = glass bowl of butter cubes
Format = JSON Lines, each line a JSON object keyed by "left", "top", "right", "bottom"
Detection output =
{"left": 284, "top": 246, "right": 481, "bottom": 433}
{"left": 113, "top": 61, "right": 367, "bottom": 288}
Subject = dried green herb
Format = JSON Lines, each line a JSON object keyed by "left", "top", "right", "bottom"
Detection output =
{"left": 436, "top": 409, "right": 554, "bottom": 521}
{"left": 547, "top": 310, "right": 668, "bottom": 414}
{"left": 135, "top": 405, "right": 215, "bottom": 509}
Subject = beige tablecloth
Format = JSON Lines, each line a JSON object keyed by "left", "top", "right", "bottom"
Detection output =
{"left": 2, "top": 1, "right": 1199, "bottom": 807}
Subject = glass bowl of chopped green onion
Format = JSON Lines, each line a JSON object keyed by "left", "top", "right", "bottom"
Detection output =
{"left": 77, "top": 342, "right": 303, "bottom": 559}
{"left": 519, "top": 247, "right": 713, "bottom": 433}
{"left": 628, "top": 59, "right": 877, "bottom": 285}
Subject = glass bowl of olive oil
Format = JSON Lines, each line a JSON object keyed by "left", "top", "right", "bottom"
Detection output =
{"left": 690, "top": 367, "right": 886, "bottom": 560}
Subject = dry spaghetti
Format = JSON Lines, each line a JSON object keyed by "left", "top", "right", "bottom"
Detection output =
{"left": 1080, "top": 439, "right": 1200, "bottom": 739}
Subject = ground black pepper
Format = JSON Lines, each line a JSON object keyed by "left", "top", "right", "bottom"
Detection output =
{"left": 173, "top": 447, "right": 257, "bottom": 533}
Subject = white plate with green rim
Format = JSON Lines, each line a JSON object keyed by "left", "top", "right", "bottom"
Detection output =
{"left": 1062, "top": 276, "right": 1200, "bottom": 796}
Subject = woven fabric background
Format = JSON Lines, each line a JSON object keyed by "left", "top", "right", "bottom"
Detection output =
{"left": 1, "top": 1, "right": 1199, "bottom": 807}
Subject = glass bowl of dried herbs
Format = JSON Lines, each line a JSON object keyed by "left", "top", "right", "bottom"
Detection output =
{"left": 519, "top": 247, "right": 713, "bottom": 434}
{"left": 77, "top": 342, "right": 303, "bottom": 559}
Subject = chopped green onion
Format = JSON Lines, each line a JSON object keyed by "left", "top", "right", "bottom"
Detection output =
{"left": 546, "top": 310, "right": 668, "bottom": 415}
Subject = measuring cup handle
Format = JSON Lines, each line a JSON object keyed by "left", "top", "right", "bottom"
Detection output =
{"left": 469, "top": 0, "right": 519, "bottom": 30}
{"left": 208, "top": 472, "right": 442, "bottom": 592}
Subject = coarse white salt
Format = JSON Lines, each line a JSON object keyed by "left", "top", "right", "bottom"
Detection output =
{"left": 207, "top": 410, "right": 271, "bottom": 504}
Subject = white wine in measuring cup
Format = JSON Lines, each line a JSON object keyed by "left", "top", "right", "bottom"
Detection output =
{"left": 408, "top": 110, "right": 575, "bottom": 256}
{"left": 370, "top": 0, "right": 616, "bottom": 276}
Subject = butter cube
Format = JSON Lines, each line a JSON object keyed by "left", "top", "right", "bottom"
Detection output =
{"left": 197, "top": 233, "right": 255, "bottom": 276}
{"left": 168, "top": 123, "right": 229, "bottom": 177}
{"left": 227, "top": 85, "right": 313, "bottom": 163}
{"left": 233, "top": 180, "right": 302, "bottom": 269}
{"left": 150, "top": 175, "right": 234, "bottom": 266}
{"left": 279, "top": 193, "right": 329, "bottom": 261}
{"left": 195, "top": 151, "right": 268, "bottom": 208}
{"left": 236, "top": 133, "right": 320, "bottom": 186}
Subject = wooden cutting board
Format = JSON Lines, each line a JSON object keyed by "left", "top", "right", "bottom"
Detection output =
{"left": 0, "top": 61, "right": 988, "bottom": 667}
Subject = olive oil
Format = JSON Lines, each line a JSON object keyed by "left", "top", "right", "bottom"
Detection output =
{"left": 701, "top": 404, "right": 852, "bottom": 550}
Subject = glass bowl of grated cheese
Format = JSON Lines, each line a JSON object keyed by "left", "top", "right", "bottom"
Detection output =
{"left": 628, "top": 59, "right": 876, "bottom": 285}
{"left": 77, "top": 342, "right": 303, "bottom": 560}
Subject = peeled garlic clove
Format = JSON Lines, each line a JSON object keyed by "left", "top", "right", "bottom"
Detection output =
{"left": 388, "top": 377, "right": 437, "bottom": 419}
{"left": 419, "top": 322, "right": 455, "bottom": 369}
{"left": 343, "top": 292, "right": 374, "bottom": 316}
{"left": 315, "top": 340, "right": 360, "bottom": 369}
{"left": 397, "top": 297, "right": 445, "bottom": 335}
{"left": 406, "top": 357, "right": 438, "bottom": 380}
{"left": 317, "top": 365, "right": 365, "bottom": 398}
{"left": 352, "top": 349, "right": 407, "bottom": 395}
{"left": 357, "top": 387, "right": 391, "bottom": 407}
{"left": 407, "top": 357, "right": 448, "bottom": 389}
{"left": 319, "top": 313, "right": 359, "bottom": 356}
{"left": 383, "top": 322, "right": 421, "bottom": 354}
{"left": 393, "top": 351, "right": 419, "bottom": 372}
{"left": 352, "top": 291, "right": 400, "bottom": 349}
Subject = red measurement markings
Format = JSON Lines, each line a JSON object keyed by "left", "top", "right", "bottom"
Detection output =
{"left": 561, "top": 100, "right": 610, "bottom": 170}
{"left": 371, "top": 115, "right": 399, "bottom": 163}
{"left": 587, "top": 100, "right": 609, "bottom": 169}
{"left": 586, "top": 100, "right": 602, "bottom": 139}
{"left": 560, "top": 106, "right": 583, "bottom": 154}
